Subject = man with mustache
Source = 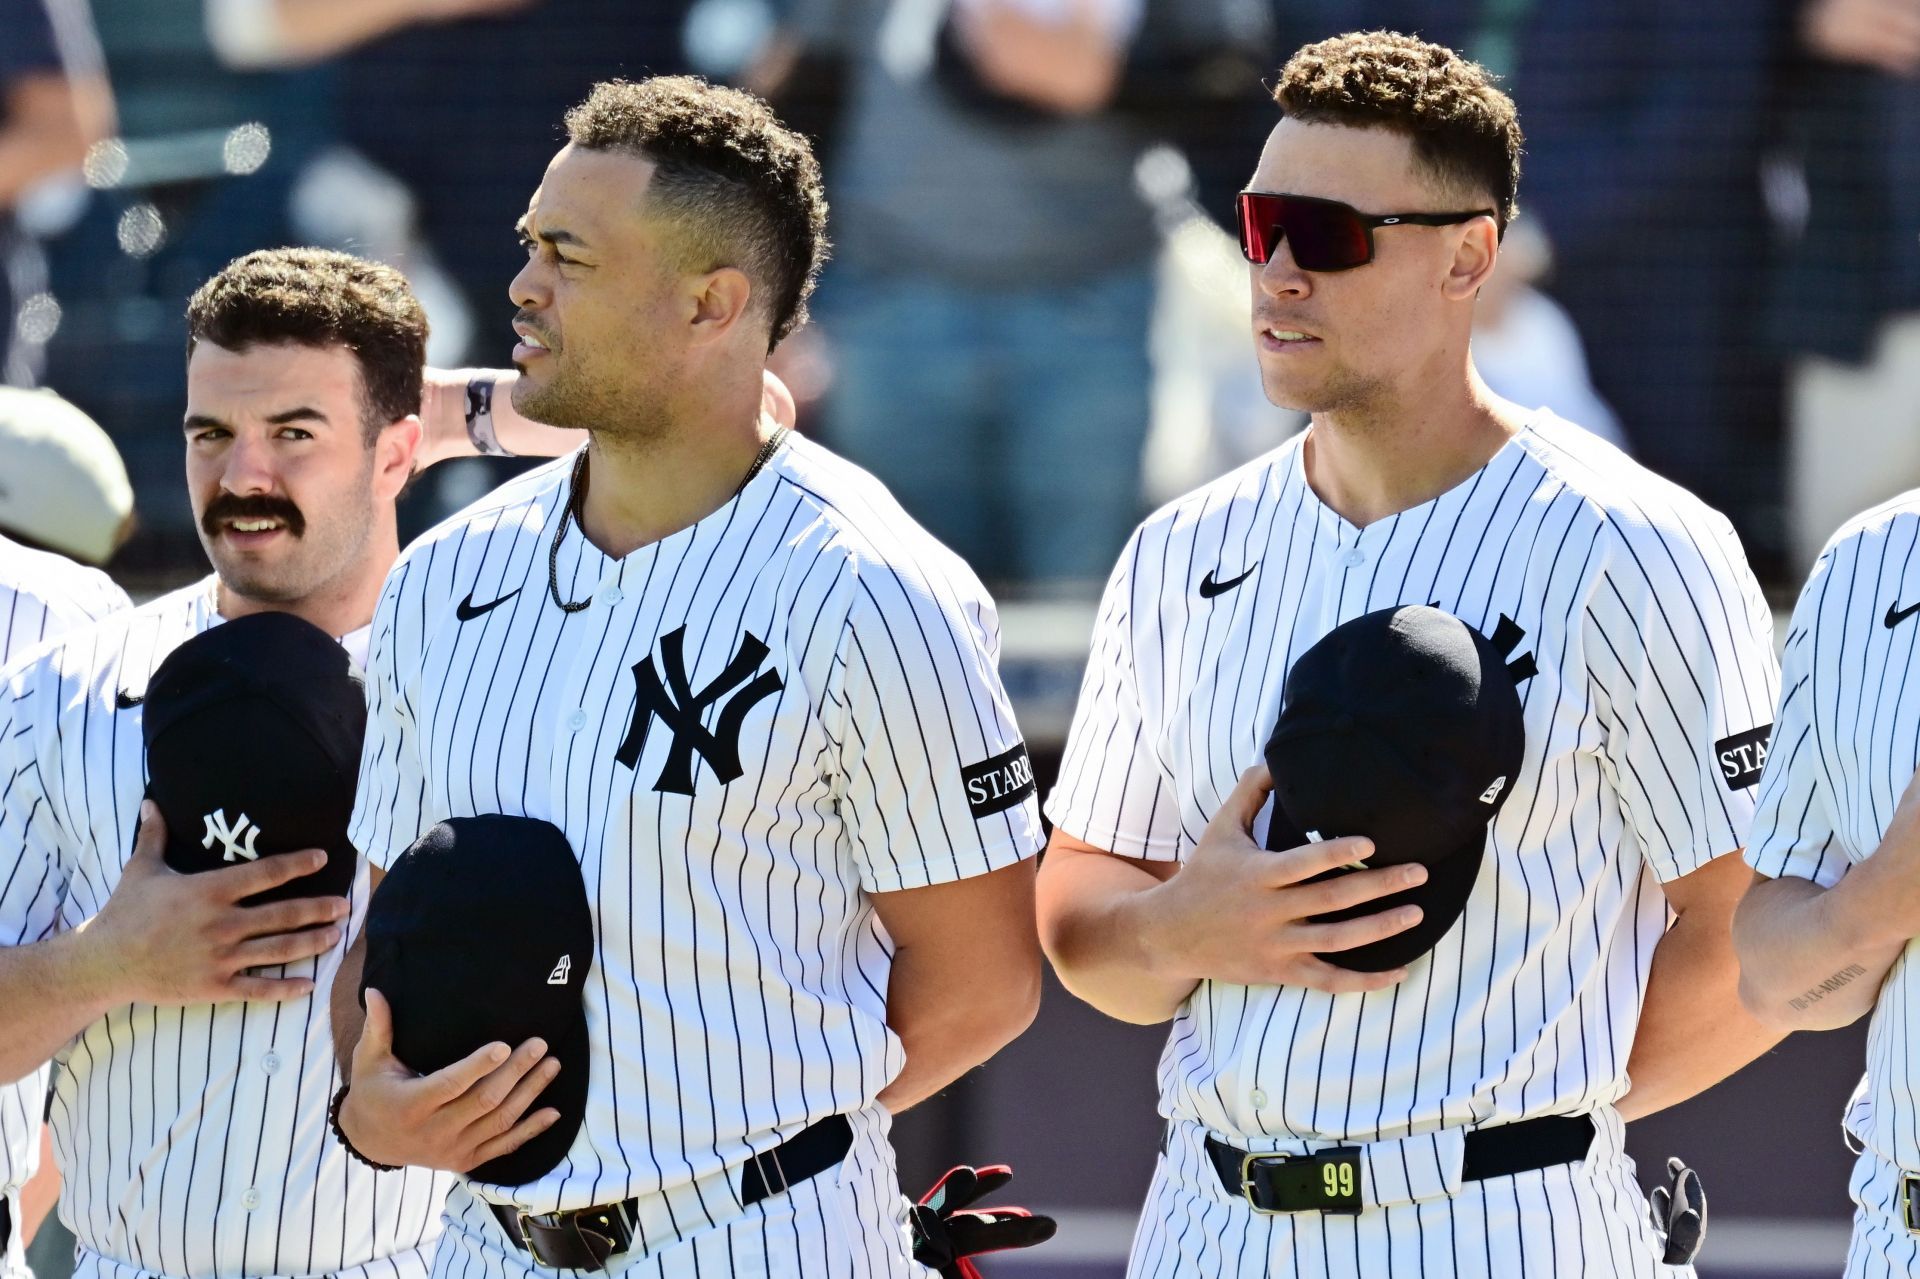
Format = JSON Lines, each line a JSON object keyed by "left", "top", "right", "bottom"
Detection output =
{"left": 0, "top": 246, "right": 774, "bottom": 1279}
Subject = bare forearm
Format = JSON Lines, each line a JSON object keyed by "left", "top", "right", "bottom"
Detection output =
{"left": 1733, "top": 873, "right": 1903, "bottom": 1032}
{"left": 418, "top": 368, "right": 583, "bottom": 467}
{"left": 1037, "top": 852, "right": 1196, "bottom": 1026}
{"left": 1618, "top": 905, "right": 1785, "bottom": 1121}
{"left": 331, "top": 932, "right": 368, "bottom": 1075}
{"left": 877, "top": 945, "right": 1039, "bottom": 1113}
{"left": 0, "top": 929, "right": 121, "bottom": 1085}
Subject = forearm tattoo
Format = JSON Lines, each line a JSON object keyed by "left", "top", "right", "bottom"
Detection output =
{"left": 1788, "top": 963, "right": 1870, "bottom": 1012}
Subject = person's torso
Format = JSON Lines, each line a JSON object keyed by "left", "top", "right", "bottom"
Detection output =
{"left": 6, "top": 579, "right": 448, "bottom": 1278}
{"left": 370, "top": 440, "right": 1030, "bottom": 1213}
{"left": 1106, "top": 416, "right": 1771, "bottom": 1144}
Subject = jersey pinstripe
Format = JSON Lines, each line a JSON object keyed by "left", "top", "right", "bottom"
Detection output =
{"left": 0, "top": 577, "right": 449, "bottom": 1279}
{"left": 1047, "top": 413, "right": 1777, "bottom": 1277}
{"left": 347, "top": 437, "right": 1042, "bottom": 1275}
{"left": 1744, "top": 491, "right": 1920, "bottom": 1278}
{"left": 1, "top": 532, "right": 131, "bottom": 1278}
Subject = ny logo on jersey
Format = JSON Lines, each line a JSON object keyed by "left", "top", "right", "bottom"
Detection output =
{"left": 615, "top": 626, "right": 785, "bottom": 795}
{"left": 547, "top": 955, "right": 571, "bottom": 986}
{"left": 201, "top": 809, "right": 261, "bottom": 862}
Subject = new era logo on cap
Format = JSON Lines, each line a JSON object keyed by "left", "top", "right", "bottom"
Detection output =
{"left": 1479, "top": 777, "right": 1506, "bottom": 804}
{"left": 547, "top": 955, "right": 571, "bottom": 986}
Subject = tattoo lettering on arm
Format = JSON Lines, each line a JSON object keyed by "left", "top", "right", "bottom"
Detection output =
{"left": 1788, "top": 963, "right": 1870, "bottom": 1011}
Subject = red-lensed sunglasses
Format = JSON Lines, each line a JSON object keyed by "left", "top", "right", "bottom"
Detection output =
{"left": 1235, "top": 191, "right": 1497, "bottom": 271}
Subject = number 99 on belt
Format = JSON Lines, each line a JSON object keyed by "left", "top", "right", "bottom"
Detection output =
{"left": 1238, "top": 1147, "right": 1365, "bottom": 1215}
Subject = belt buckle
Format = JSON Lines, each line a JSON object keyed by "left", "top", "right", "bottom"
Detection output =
{"left": 516, "top": 1211, "right": 559, "bottom": 1270}
{"left": 1903, "top": 1174, "right": 1920, "bottom": 1235}
{"left": 1238, "top": 1148, "right": 1363, "bottom": 1216}
{"left": 1239, "top": 1152, "right": 1296, "bottom": 1216}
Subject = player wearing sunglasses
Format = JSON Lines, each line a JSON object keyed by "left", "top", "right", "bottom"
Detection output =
{"left": 1038, "top": 30, "right": 1781, "bottom": 1278}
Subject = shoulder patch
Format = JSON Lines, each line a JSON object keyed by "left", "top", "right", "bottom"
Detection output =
{"left": 962, "top": 743, "right": 1037, "bottom": 819}
{"left": 1715, "top": 724, "right": 1772, "bottom": 791}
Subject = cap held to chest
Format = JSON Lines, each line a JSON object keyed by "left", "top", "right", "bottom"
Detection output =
{"left": 140, "top": 611, "right": 365, "bottom": 905}
{"left": 363, "top": 815, "right": 595, "bottom": 1186}
{"left": 1263, "top": 604, "right": 1530, "bottom": 972}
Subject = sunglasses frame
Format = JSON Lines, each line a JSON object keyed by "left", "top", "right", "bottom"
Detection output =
{"left": 1235, "top": 190, "right": 1499, "bottom": 271}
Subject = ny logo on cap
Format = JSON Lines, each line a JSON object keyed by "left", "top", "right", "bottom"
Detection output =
{"left": 202, "top": 809, "right": 260, "bottom": 862}
{"left": 615, "top": 626, "right": 785, "bottom": 795}
{"left": 547, "top": 955, "right": 571, "bottom": 986}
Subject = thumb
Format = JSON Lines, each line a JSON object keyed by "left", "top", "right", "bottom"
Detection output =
{"left": 129, "top": 800, "right": 170, "bottom": 868}
{"left": 1206, "top": 765, "right": 1274, "bottom": 839}
{"left": 358, "top": 987, "right": 395, "bottom": 1066}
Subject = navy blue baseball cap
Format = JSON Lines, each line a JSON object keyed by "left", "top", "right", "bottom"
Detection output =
{"left": 362, "top": 815, "right": 594, "bottom": 1186}
{"left": 1263, "top": 605, "right": 1528, "bottom": 972}
{"left": 141, "top": 611, "right": 364, "bottom": 904}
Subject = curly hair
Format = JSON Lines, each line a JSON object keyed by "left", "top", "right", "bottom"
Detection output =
{"left": 565, "top": 76, "right": 829, "bottom": 350}
{"left": 1273, "top": 31, "right": 1522, "bottom": 230}
{"left": 185, "top": 248, "right": 428, "bottom": 441}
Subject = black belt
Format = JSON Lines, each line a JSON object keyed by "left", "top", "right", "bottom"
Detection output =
{"left": 1, "top": 1194, "right": 10, "bottom": 1254}
{"left": 488, "top": 1114, "right": 854, "bottom": 1270}
{"left": 1204, "top": 1114, "right": 1596, "bottom": 1215}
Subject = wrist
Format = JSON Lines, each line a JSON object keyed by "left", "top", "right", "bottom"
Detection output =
{"left": 57, "top": 921, "right": 136, "bottom": 1013}
{"left": 330, "top": 1084, "right": 400, "bottom": 1171}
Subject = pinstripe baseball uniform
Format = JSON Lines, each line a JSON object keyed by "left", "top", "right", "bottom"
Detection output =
{"left": 1745, "top": 491, "right": 1920, "bottom": 1278}
{"left": 0, "top": 532, "right": 130, "bottom": 1279}
{"left": 1047, "top": 413, "right": 1777, "bottom": 1278}
{"left": 347, "top": 437, "right": 1043, "bottom": 1278}
{"left": 0, "top": 576, "right": 452, "bottom": 1279}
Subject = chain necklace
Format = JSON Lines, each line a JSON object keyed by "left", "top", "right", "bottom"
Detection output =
{"left": 546, "top": 426, "right": 791, "bottom": 613}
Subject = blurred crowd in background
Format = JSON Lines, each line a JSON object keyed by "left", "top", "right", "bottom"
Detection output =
{"left": 4, "top": 0, "right": 1919, "bottom": 601}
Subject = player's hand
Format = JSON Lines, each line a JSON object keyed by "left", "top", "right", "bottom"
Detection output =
{"left": 910, "top": 1164, "right": 1057, "bottom": 1279}
{"left": 1141, "top": 767, "right": 1427, "bottom": 993}
{"left": 78, "top": 801, "right": 348, "bottom": 1005}
{"left": 1801, "top": 0, "right": 1920, "bottom": 75}
{"left": 1647, "top": 1156, "right": 1707, "bottom": 1265}
{"left": 338, "top": 987, "right": 561, "bottom": 1173}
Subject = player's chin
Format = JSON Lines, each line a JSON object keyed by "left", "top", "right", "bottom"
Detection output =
{"left": 208, "top": 554, "right": 306, "bottom": 605}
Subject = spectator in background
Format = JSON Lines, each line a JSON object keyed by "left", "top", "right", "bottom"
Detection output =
{"left": 1517, "top": 1, "right": 1787, "bottom": 578}
{"left": 0, "top": 0, "right": 112, "bottom": 387}
{"left": 1773, "top": 0, "right": 1920, "bottom": 568}
{"left": 781, "top": 0, "right": 1160, "bottom": 595}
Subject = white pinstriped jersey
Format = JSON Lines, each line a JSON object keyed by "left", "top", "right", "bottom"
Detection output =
{"left": 347, "top": 438, "right": 1042, "bottom": 1262}
{"left": 1047, "top": 415, "right": 1777, "bottom": 1275}
{"left": 1745, "top": 492, "right": 1920, "bottom": 1277}
{"left": 0, "top": 577, "right": 449, "bottom": 1279}
{"left": 1, "top": 533, "right": 130, "bottom": 1276}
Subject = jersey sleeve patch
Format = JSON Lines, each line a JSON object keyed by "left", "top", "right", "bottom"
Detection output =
{"left": 1715, "top": 724, "right": 1772, "bottom": 791}
{"left": 962, "top": 743, "right": 1037, "bottom": 819}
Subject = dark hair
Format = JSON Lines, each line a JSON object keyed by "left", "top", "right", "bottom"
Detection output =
{"left": 185, "top": 248, "right": 428, "bottom": 440}
{"left": 564, "top": 76, "right": 829, "bottom": 349}
{"left": 1273, "top": 31, "right": 1522, "bottom": 230}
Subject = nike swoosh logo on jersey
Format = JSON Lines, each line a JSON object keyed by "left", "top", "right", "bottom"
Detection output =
{"left": 1199, "top": 564, "right": 1259, "bottom": 598}
{"left": 1886, "top": 600, "right": 1920, "bottom": 629}
{"left": 114, "top": 689, "right": 143, "bottom": 708}
{"left": 456, "top": 587, "right": 521, "bottom": 621}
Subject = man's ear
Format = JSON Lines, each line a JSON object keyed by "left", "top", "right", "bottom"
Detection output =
{"left": 1444, "top": 216, "right": 1500, "bottom": 302}
{"left": 374, "top": 415, "right": 424, "bottom": 502}
{"left": 686, "top": 267, "right": 755, "bottom": 349}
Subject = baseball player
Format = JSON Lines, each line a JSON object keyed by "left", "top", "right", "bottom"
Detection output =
{"left": 1732, "top": 493, "right": 1920, "bottom": 1276}
{"left": 1036, "top": 32, "right": 1780, "bottom": 1278}
{"left": 0, "top": 245, "right": 669, "bottom": 1279}
{"left": 0, "top": 385, "right": 134, "bottom": 1279}
{"left": 330, "top": 76, "right": 1045, "bottom": 1278}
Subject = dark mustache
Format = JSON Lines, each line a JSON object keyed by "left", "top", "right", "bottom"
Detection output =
{"left": 202, "top": 493, "right": 305, "bottom": 538}
{"left": 514, "top": 311, "right": 554, "bottom": 346}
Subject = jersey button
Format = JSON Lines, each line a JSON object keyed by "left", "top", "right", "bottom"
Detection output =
{"left": 1337, "top": 548, "right": 1367, "bottom": 569}
{"left": 1250, "top": 1089, "right": 1269, "bottom": 1108}
{"left": 600, "top": 587, "right": 624, "bottom": 607}
{"left": 566, "top": 709, "right": 588, "bottom": 732}
{"left": 240, "top": 1188, "right": 261, "bottom": 1211}
{"left": 261, "top": 1051, "right": 281, "bottom": 1075}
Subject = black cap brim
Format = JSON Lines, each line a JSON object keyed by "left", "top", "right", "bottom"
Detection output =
{"left": 1265, "top": 803, "right": 1487, "bottom": 973}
